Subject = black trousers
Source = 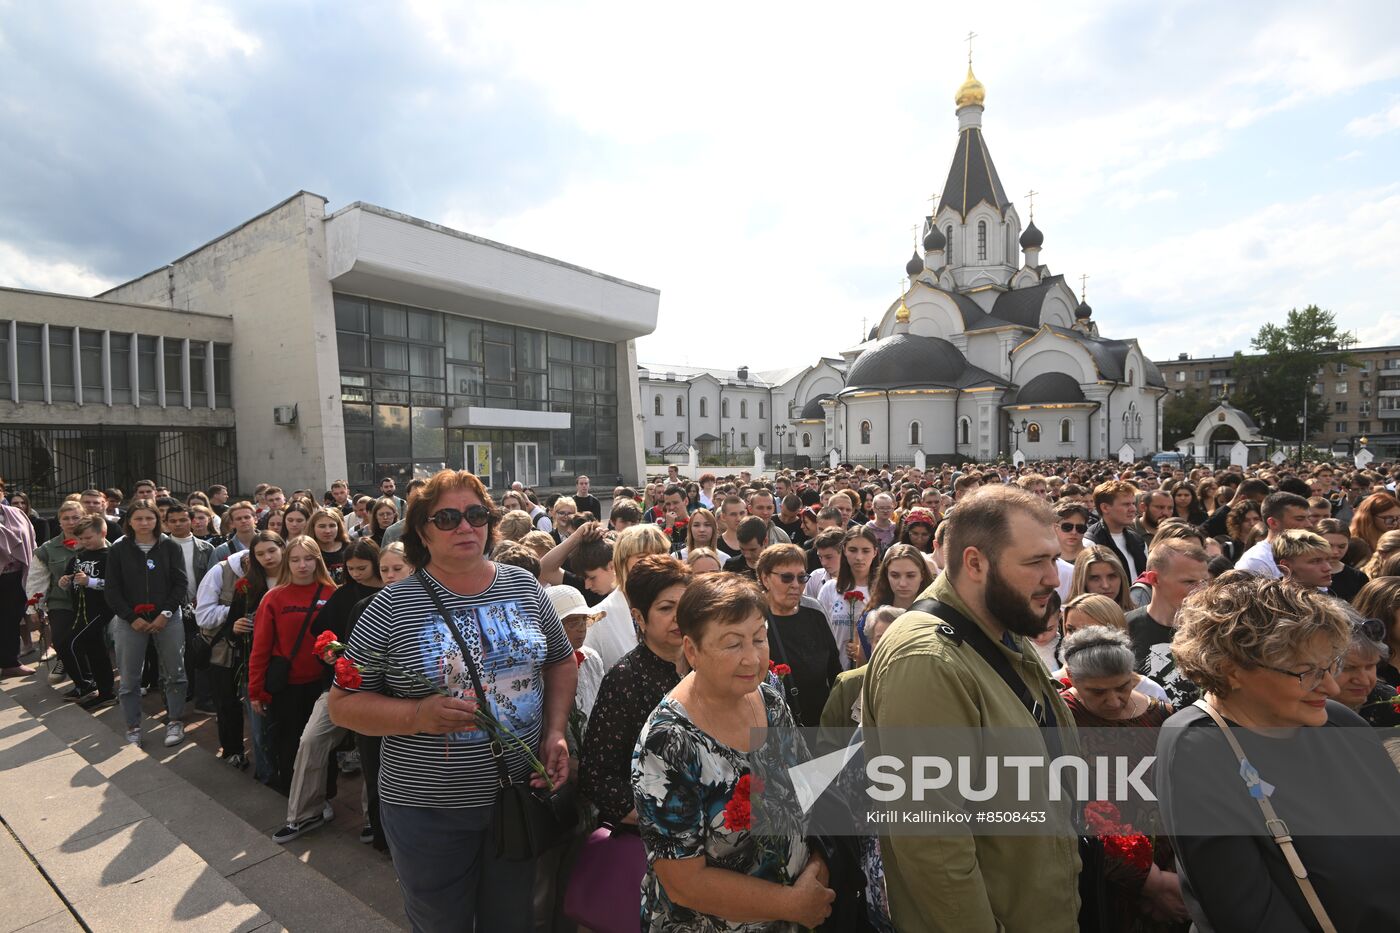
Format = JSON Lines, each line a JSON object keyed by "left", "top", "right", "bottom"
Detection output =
{"left": 0, "top": 571, "right": 25, "bottom": 668}
{"left": 49, "top": 609, "right": 89, "bottom": 691}
{"left": 267, "top": 680, "right": 322, "bottom": 794}
{"left": 356, "top": 733, "right": 386, "bottom": 850}
{"left": 68, "top": 609, "right": 113, "bottom": 697}
{"left": 208, "top": 663, "right": 245, "bottom": 758}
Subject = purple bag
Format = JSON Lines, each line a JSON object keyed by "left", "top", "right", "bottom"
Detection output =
{"left": 563, "top": 824, "right": 647, "bottom": 933}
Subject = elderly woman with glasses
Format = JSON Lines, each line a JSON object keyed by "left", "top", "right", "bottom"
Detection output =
{"left": 757, "top": 544, "right": 840, "bottom": 728}
{"left": 1334, "top": 614, "right": 1400, "bottom": 732}
{"left": 1156, "top": 571, "right": 1400, "bottom": 932}
{"left": 329, "top": 469, "right": 575, "bottom": 932}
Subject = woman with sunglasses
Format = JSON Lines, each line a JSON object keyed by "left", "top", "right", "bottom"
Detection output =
{"left": 328, "top": 470, "right": 574, "bottom": 932}
{"left": 757, "top": 543, "right": 839, "bottom": 727}
{"left": 1334, "top": 614, "right": 1400, "bottom": 731}
{"left": 1157, "top": 571, "right": 1400, "bottom": 931}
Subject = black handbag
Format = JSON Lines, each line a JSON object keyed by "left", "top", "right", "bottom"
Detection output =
{"left": 414, "top": 570, "right": 578, "bottom": 860}
{"left": 264, "top": 584, "right": 324, "bottom": 694}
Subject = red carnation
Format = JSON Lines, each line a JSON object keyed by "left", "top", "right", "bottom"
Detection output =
{"left": 133, "top": 603, "right": 157, "bottom": 616}
{"left": 314, "top": 630, "right": 340, "bottom": 662}
{"left": 234, "top": 577, "right": 250, "bottom": 595}
{"left": 63, "top": 539, "right": 77, "bottom": 549}
{"left": 1104, "top": 832, "right": 1154, "bottom": 872}
{"left": 769, "top": 661, "right": 792, "bottom": 677}
{"left": 26, "top": 594, "right": 41, "bottom": 607}
{"left": 842, "top": 590, "right": 864, "bottom": 602}
{"left": 335, "top": 656, "right": 363, "bottom": 690}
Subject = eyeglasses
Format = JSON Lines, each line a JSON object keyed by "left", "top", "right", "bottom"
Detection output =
{"left": 1379, "top": 513, "right": 1400, "bottom": 528}
{"left": 773, "top": 571, "right": 810, "bottom": 585}
{"left": 1258, "top": 655, "right": 1345, "bottom": 691}
{"left": 1059, "top": 522, "right": 1088, "bottom": 534}
{"left": 426, "top": 505, "right": 494, "bottom": 530}
{"left": 1354, "top": 617, "right": 1386, "bottom": 643}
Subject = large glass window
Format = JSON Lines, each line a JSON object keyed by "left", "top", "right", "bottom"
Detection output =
{"left": 189, "top": 341, "right": 208, "bottom": 407}
{"left": 335, "top": 295, "right": 369, "bottom": 333}
{"left": 485, "top": 341, "right": 514, "bottom": 382}
{"left": 17, "top": 324, "right": 42, "bottom": 401}
{"left": 374, "top": 404, "right": 411, "bottom": 459}
{"left": 110, "top": 333, "right": 131, "bottom": 404}
{"left": 80, "top": 330, "right": 104, "bottom": 396}
{"left": 213, "top": 343, "right": 232, "bottom": 407}
{"left": 338, "top": 332, "right": 368, "bottom": 369}
{"left": 412, "top": 407, "right": 445, "bottom": 459}
{"left": 164, "top": 338, "right": 184, "bottom": 406}
{"left": 447, "top": 317, "right": 482, "bottom": 362}
{"left": 0, "top": 322, "right": 9, "bottom": 388}
{"left": 49, "top": 326, "right": 75, "bottom": 402}
{"left": 372, "top": 340, "right": 408, "bottom": 372}
{"left": 372, "top": 303, "right": 407, "bottom": 338}
{"left": 136, "top": 335, "right": 158, "bottom": 404}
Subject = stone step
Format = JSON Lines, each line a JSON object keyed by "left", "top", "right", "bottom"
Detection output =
{"left": 0, "top": 676, "right": 405, "bottom": 932}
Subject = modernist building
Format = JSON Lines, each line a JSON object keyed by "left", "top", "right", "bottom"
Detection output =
{"left": 1155, "top": 345, "right": 1400, "bottom": 457}
{"left": 0, "top": 193, "right": 658, "bottom": 502}
{"left": 642, "top": 64, "right": 1166, "bottom": 466}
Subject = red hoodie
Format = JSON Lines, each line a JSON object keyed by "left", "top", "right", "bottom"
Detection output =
{"left": 249, "top": 581, "right": 331, "bottom": 703}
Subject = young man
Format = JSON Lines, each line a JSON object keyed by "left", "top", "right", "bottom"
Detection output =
{"left": 1305, "top": 496, "right": 1332, "bottom": 529}
{"left": 697, "top": 472, "right": 717, "bottom": 509}
{"left": 1132, "top": 490, "right": 1172, "bottom": 540}
{"left": 329, "top": 479, "right": 354, "bottom": 515}
{"left": 1272, "top": 529, "right": 1335, "bottom": 591}
{"left": 1127, "top": 538, "right": 1210, "bottom": 674}
{"left": 1086, "top": 479, "right": 1146, "bottom": 582}
{"left": 207, "top": 485, "right": 230, "bottom": 518}
{"left": 130, "top": 479, "right": 157, "bottom": 503}
{"left": 377, "top": 477, "right": 406, "bottom": 517}
{"left": 256, "top": 486, "right": 287, "bottom": 529}
{"left": 774, "top": 494, "right": 805, "bottom": 547}
{"left": 211, "top": 501, "right": 258, "bottom": 561}
{"left": 164, "top": 504, "right": 215, "bottom": 710}
{"left": 1053, "top": 500, "right": 1091, "bottom": 599}
{"left": 59, "top": 515, "right": 116, "bottom": 708}
{"left": 722, "top": 517, "right": 768, "bottom": 579}
{"left": 746, "top": 489, "right": 791, "bottom": 546}
{"left": 538, "top": 521, "right": 613, "bottom": 608}
{"left": 804, "top": 527, "right": 845, "bottom": 600}
{"left": 80, "top": 488, "right": 124, "bottom": 541}
{"left": 608, "top": 499, "right": 642, "bottom": 533}
{"left": 866, "top": 492, "right": 898, "bottom": 553}
{"left": 1234, "top": 491, "right": 1313, "bottom": 579}
{"left": 572, "top": 476, "right": 602, "bottom": 522}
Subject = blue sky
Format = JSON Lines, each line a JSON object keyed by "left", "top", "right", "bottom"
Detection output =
{"left": 1, "top": 0, "right": 1397, "bottom": 371}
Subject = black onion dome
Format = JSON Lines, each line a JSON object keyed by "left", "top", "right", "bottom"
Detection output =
{"left": 1019, "top": 221, "right": 1043, "bottom": 249}
{"left": 923, "top": 224, "right": 946, "bottom": 251}
{"left": 1075, "top": 301, "right": 1092, "bottom": 319}
{"left": 845, "top": 333, "right": 968, "bottom": 389}
{"left": 799, "top": 394, "right": 832, "bottom": 419}
{"left": 1011, "top": 372, "right": 1085, "bottom": 405}
{"left": 905, "top": 251, "right": 924, "bottom": 276}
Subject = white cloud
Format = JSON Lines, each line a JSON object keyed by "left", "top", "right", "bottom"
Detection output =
{"left": 1347, "top": 101, "right": 1400, "bottom": 138}
{"left": 0, "top": 242, "right": 117, "bottom": 296}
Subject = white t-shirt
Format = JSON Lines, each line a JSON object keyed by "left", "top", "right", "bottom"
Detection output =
{"left": 575, "top": 644, "right": 605, "bottom": 717}
{"left": 172, "top": 534, "right": 197, "bottom": 601}
{"left": 583, "top": 586, "right": 638, "bottom": 671}
{"left": 816, "top": 580, "right": 869, "bottom": 671}
{"left": 1109, "top": 531, "right": 1139, "bottom": 579}
{"left": 1056, "top": 558, "right": 1075, "bottom": 601}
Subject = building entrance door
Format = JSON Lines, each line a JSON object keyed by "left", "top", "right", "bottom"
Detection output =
{"left": 514, "top": 442, "right": 539, "bottom": 487}
{"left": 464, "top": 442, "right": 493, "bottom": 487}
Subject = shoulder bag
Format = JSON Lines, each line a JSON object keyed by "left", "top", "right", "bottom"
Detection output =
{"left": 414, "top": 570, "right": 577, "bottom": 860}
{"left": 264, "top": 584, "right": 325, "bottom": 694}
{"left": 1192, "top": 699, "right": 1337, "bottom": 933}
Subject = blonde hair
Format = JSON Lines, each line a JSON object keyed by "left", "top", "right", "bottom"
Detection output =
{"left": 1362, "top": 530, "right": 1400, "bottom": 579}
{"left": 276, "top": 534, "right": 338, "bottom": 588}
{"left": 685, "top": 507, "right": 718, "bottom": 552}
{"left": 1061, "top": 593, "right": 1128, "bottom": 631}
{"left": 1271, "top": 529, "right": 1331, "bottom": 564}
{"left": 1069, "top": 545, "right": 1132, "bottom": 610}
{"left": 1172, "top": 571, "right": 1350, "bottom": 698}
{"left": 612, "top": 523, "right": 671, "bottom": 592}
{"left": 497, "top": 509, "right": 534, "bottom": 542}
{"left": 685, "top": 547, "right": 723, "bottom": 572}
{"left": 520, "top": 530, "right": 555, "bottom": 558}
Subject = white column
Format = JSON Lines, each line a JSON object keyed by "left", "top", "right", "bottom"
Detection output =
{"left": 181, "top": 338, "right": 192, "bottom": 409}
{"left": 130, "top": 334, "right": 141, "bottom": 408}
{"left": 102, "top": 331, "right": 112, "bottom": 407}
{"left": 40, "top": 323, "right": 52, "bottom": 404}
{"left": 205, "top": 340, "right": 216, "bottom": 410}
{"left": 155, "top": 335, "right": 166, "bottom": 407}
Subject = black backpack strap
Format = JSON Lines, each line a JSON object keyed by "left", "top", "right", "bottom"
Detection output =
{"left": 284, "top": 583, "right": 327, "bottom": 662}
{"left": 910, "top": 597, "right": 1047, "bottom": 728}
{"left": 414, "top": 570, "right": 513, "bottom": 788}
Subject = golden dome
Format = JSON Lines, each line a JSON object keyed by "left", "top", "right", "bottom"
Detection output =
{"left": 955, "top": 65, "right": 985, "bottom": 108}
{"left": 895, "top": 295, "right": 911, "bottom": 324}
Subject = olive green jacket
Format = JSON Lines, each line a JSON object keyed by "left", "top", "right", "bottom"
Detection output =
{"left": 862, "top": 572, "right": 1081, "bottom": 933}
{"left": 25, "top": 535, "right": 82, "bottom": 614}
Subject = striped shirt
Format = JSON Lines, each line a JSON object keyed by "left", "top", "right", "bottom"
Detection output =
{"left": 338, "top": 564, "right": 571, "bottom": 808}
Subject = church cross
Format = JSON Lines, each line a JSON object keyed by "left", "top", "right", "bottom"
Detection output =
{"left": 1025, "top": 189, "right": 1038, "bottom": 220}
{"left": 911, "top": 224, "right": 921, "bottom": 248}
{"left": 927, "top": 193, "right": 939, "bottom": 216}
{"left": 965, "top": 31, "right": 978, "bottom": 66}
{"left": 1079, "top": 273, "right": 1090, "bottom": 301}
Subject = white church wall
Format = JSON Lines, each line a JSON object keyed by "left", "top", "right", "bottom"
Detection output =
{"left": 1014, "top": 408, "right": 1093, "bottom": 459}
{"left": 963, "top": 331, "right": 1005, "bottom": 374}
{"left": 1041, "top": 294, "right": 1074, "bottom": 328}
{"left": 904, "top": 292, "right": 965, "bottom": 342}
{"left": 1013, "top": 345, "right": 1097, "bottom": 386}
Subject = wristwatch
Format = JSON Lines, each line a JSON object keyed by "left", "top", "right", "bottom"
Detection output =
{"left": 160, "top": 610, "right": 173, "bottom": 619}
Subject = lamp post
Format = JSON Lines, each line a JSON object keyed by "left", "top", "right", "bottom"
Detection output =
{"left": 730, "top": 427, "right": 737, "bottom": 466}
{"left": 1009, "top": 418, "right": 1027, "bottom": 452}
{"left": 774, "top": 423, "right": 787, "bottom": 470}
{"left": 1298, "top": 412, "right": 1306, "bottom": 459}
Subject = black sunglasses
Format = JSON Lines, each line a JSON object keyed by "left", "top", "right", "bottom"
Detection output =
{"left": 1354, "top": 617, "right": 1386, "bottom": 643}
{"left": 1059, "top": 522, "right": 1088, "bottom": 534}
{"left": 774, "top": 571, "right": 810, "bottom": 585}
{"left": 427, "top": 505, "right": 494, "bottom": 531}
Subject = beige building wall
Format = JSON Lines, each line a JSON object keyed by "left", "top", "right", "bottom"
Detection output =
{"left": 99, "top": 192, "right": 346, "bottom": 493}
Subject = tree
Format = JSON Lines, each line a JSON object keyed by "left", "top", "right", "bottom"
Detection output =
{"left": 1229, "top": 305, "right": 1355, "bottom": 445}
{"left": 1163, "top": 391, "right": 1218, "bottom": 446}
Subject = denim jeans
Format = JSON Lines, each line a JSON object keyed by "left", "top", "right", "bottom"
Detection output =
{"left": 381, "top": 802, "right": 535, "bottom": 933}
{"left": 243, "top": 691, "right": 274, "bottom": 784}
{"left": 109, "top": 616, "right": 187, "bottom": 729}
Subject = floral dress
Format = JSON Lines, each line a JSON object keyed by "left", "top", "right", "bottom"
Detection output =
{"left": 632, "top": 682, "right": 811, "bottom": 933}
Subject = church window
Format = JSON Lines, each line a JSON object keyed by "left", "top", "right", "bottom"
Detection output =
{"left": 676, "top": 397, "right": 683, "bottom": 416}
{"left": 1059, "top": 419, "right": 1072, "bottom": 443}
{"left": 759, "top": 401, "right": 765, "bottom": 419}
{"left": 721, "top": 398, "right": 729, "bottom": 418}
{"left": 741, "top": 432, "right": 748, "bottom": 447}
{"left": 1026, "top": 422, "right": 1041, "bottom": 443}
{"left": 740, "top": 399, "right": 749, "bottom": 418}
{"left": 958, "top": 417, "right": 970, "bottom": 445}
{"left": 946, "top": 227, "right": 954, "bottom": 264}
{"left": 654, "top": 431, "right": 662, "bottom": 447}
{"left": 802, "top": 432, "right": 811, "bottom": 447}
{"left": 654, "top": 395, "right": 663, "bottom": 416}
{"left": 860, "top": 420, "right": 872, "bottom": 445}
{"left": 977, "top": 221, "right": 988, "bottom": 261}
{"left": 909, "top": 421, "right": 921, "bottom": 446}
{"left": 1127, "top": 369, "right": 1134, "bottom": 386}
{"left": 700, "top": 398, "right": 708, "bottom": 417}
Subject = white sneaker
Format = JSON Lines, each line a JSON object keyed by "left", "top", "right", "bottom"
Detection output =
{"left": 126, "top": 728, "right": 142, "bottom": 747}
{"left": 322, "top": 802, "right": 335, "bottom": 822}
{"left": 163, "top": 722, "right": 185, "bottom": 747}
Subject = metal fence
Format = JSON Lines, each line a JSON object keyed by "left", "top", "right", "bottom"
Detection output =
{"left": 0, "top": 425, "right": 237, "bottom": 509}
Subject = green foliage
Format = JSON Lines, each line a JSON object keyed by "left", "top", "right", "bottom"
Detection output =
{"left": 1228, "top": 306, "right": 1355, "bottom": 441}
{"left": 1163, "top": 391, "right": 1219, "bottom": 444}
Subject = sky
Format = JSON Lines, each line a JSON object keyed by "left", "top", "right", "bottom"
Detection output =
{"left": 2, "top": 0, "right": 1398, "bottom": 375}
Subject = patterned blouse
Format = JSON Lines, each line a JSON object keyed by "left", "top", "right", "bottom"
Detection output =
{"left": 579, "top": 642, "right": 682, "bottom": 825}
{"left": 632, "top": 682, "right": 810, "bottom": 933}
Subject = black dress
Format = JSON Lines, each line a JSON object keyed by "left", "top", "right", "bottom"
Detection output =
{"left": 765, "top": 605, "right": 841, "bottom": 727}
{"left": 1157, "top": 701, "right": 1400, "bottom": 931}
{"left": 579, "top": 642, "right": 682, "bottom": 825}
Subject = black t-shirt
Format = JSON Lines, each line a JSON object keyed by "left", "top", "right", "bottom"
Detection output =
{"left": 716, "top": 536, "right": 741, "bottom": 558}
{"left": 65, "top": 548, "right": 111, "bottom": 625}
{"left": 1330, "top": 564, "right": 1368, "bottom": 604}
{"left": 1126, "top": 605, "right": 1174, "bottom": 672}
{"left": 774, "top": 515, "right": 804, "bottom": 548}
{"left": 1201, "top": 503, "right": 1232, "bottom": 538}
{"left": 574, "top": 494, "right": 602, "bottom": 520}
{"left": 766, "top": 605, "right": 841, "bottom": 727}
{"left": 723, "top": 554, "right": 756, "bottom": 579}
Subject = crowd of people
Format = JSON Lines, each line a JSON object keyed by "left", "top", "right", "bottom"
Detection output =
{"left": 2, "top": 455, "right": 1400, "bottom": 932}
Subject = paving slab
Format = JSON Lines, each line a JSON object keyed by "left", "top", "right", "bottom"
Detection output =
{"left": 129, "top": 779, "right": 283, "bottom": 878}
{"left": 67, "top": 861, "right": 270, "bottom": 932}
{"left": 0, "top": 822, "right": 74, "bottom": 933}
{"left": 0, "top": 760, "right": 147, "bottom": 853}
{"left": 226, "top": 852, "right": 398, "bottom": 932}
{"left": 34, "top": 817, "right": 205, "bottom": 894}
{"left": 12, "top": 912, "right": 83, "bottom": 933}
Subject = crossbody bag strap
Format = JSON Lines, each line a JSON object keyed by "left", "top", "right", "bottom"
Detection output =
{"left": 1191, "top": 699, "right": 1337, "bottom": 933}
{"left": 284, "top": 584, "right": 326, "bottom": 661}
{"left": 414, "top": 570, "right": 512, "bottom": 788}
{"left": 910, "top": 597, "right": 1046, "bottom": 726}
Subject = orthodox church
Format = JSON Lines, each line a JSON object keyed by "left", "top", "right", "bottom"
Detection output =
{"left": 641, "top": 63, "right": 1166, "bottom": 465}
